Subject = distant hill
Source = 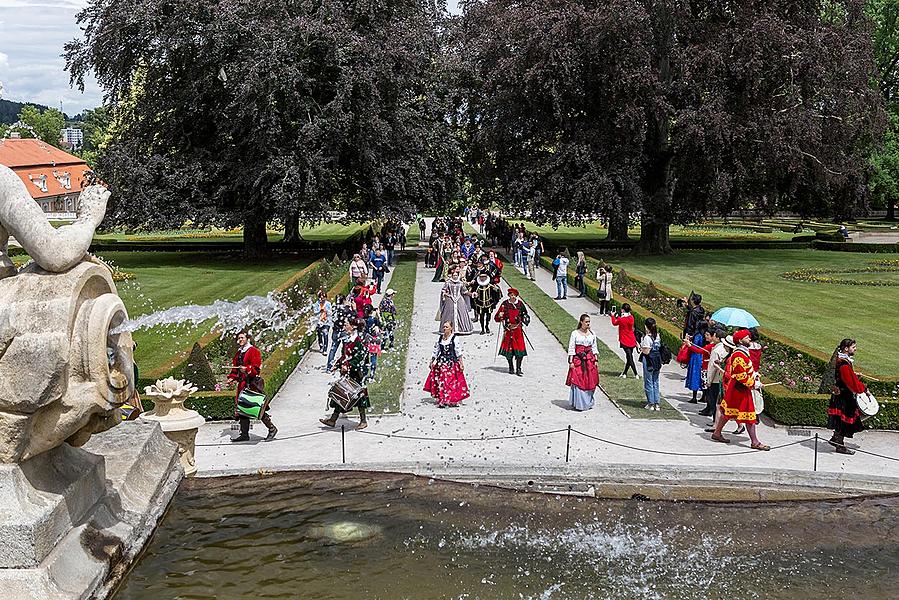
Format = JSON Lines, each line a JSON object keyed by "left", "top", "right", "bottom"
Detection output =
{"left": 0, "top": 99, "right": 69, "bottom": 124}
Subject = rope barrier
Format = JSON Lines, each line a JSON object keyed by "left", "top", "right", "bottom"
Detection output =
{"left": 196, "top": 429, "right": 329, "bottom": 447}
{"left": 355, "top": 427, "right": 570, "bottom": 442}
{"left": 569, "top": 428, "right": 813, "bottom": 457}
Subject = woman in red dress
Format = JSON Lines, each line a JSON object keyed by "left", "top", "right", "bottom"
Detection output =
{"left": 566, "top": 314, "right": 600, "bottom": 411}
{"left": 424, "top": 321, "right": 470, "bottom": 407}
{"left": 494, "top": 288, "right": 529, "bottom": 376}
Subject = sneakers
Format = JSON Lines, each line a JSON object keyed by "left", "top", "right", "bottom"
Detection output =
{"left": 654, "top": 405, "right": 661, "bottom": 411}
{"left": 618, "top": 373, "right": 626, "bottom": 379}
{"left": 644, "top": 403, "right": 652, "bottom": 410}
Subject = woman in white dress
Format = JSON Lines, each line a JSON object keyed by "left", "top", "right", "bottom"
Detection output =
{"left": 566, "top": 314, "right": 600, "bottom": 411}
{"left": 437, "top": 269, "right": 474, "bottom": 334}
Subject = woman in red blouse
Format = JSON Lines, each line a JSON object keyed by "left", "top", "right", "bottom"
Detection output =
{"left": 610, "top": 303, "right": 638, "bottom": 378}
{"left": 828, "top": 338, "right": 866, "bottom": 455}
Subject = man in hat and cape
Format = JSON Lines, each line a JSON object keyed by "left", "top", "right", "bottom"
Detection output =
{"left": 495, "top": 288, "right": 530, "bottom": 376}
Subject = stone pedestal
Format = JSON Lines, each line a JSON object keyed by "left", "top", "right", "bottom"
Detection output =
{"left": 0, "top": 421, "right": 182, "bottom": 600}
{"left": 140, "top": 378, "right": 205, "bottom": 477}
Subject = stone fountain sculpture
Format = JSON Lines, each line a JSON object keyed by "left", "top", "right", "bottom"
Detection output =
{"left": 142, "top": 378, "right": 205, "bottom": 476}
{"left": 0, "top": 164, "right": 183, "bottom": 599}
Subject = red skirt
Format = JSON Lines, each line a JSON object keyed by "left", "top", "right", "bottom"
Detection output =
{"left": 720, "top": 382, "right": 756, "bottom": 424}
{"left": 566, "top": 346, "right": 598, "bottom": 391}
{"left": 424, "top": 362, "right": 470, "bottom": 407}
{"left": 499, "top": 327, "right": 527, "bottom": 358}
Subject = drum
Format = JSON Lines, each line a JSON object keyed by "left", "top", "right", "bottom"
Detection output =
{"left": 752, "top": 389, "right": 764, "bottom": 415}
{"left": 856, "top": 391, "right": 879, "bottom": 420}
{"left": 329, "top": 377, "right": 365, "bottom": 412}
{"left": 237, "top": 388, "right": 267, "bottom": 419}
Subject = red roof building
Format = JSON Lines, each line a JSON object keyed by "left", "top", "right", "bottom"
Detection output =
{"left": 0, "top": 137, "right": 92, "bottom": 215}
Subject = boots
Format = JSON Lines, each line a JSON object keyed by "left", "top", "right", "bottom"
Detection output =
{"left": 507, "top": 358, "right": 515, "bottom": 374}
{"left": 830, "top": 433, "right": 855, "bottom": 455}
{"left": 515, "top": 356, "right": 523, "bottom": 376}
{"left": 232, "top": 417, "right": 250, "bottom": 442}
{"left": 320, "top": 409, "right": 340, "bottom": 428}
{"left": 262, "top": 414, "right": 278, "bottom": 442}
{"left": 356, "top": 409, "right": 368, "bottom": 431}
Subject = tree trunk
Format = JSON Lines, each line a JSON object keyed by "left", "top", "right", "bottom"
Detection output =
{"left": 283, "top": 212, "right": 302, "bottom": 244}
{"left": 606, "top": 212, "right": 630, "bottom": 241}
{"left": 633, "top": 214, "right": 672, "bottom": 255}
{"left": 887, "top": 199, "right": 896, "bottom": 221}
{"left": 243, "top": 213, "right": 269, "bottom": 258}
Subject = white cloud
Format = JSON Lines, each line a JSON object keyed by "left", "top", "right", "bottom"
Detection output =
{"left": 0, "top": 2, "right": 103, "bottom": 114}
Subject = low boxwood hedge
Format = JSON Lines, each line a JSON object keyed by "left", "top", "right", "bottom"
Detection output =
{"left": 812, "top": 240, "right": 899, "bottom": 253}
{"left": 763, "top": 388, "right": 899, "bottom": 430}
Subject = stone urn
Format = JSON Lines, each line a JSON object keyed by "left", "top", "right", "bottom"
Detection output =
{"left": 141, "top": 378, "right": 205, "bottom": 476}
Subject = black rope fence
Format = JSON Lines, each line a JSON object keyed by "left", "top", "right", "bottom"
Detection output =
{"left": 198, "top": 422, "right": 899, "bottom": 471}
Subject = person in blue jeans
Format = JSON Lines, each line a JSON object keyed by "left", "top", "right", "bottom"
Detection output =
{"left": 371, "top": 249, "right": 388, "bottom": 293}
{"left": 639, "top": 318, "right": 663, "bottom": 410}
{"left": 553, "top": 254, "right": 570, "bottom": 300}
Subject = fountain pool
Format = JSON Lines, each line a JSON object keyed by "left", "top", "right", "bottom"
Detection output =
{"left": 114, "top": 471, "right": 899, "bottom": 600}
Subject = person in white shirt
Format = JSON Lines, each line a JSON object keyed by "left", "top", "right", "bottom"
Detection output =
{"left": 700, "top": 328, "right": 728, "bottom": 419}
{"left": 554, "top": 254, "right": 570, "bottom": 300}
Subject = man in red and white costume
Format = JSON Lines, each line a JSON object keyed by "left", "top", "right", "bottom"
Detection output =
{"left": 494, "top": 288, "right": 529, "bottom": 376}
{"left": 711, "top": 329, "right": 769, "bottom": 450}
{"left": 827, "top": 338, "right": 866, "bottom": 455}
{"left": 228, "top": 330, "right": 262, "bottom": 401}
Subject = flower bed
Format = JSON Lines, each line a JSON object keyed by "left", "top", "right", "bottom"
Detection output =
{"left": 780, "top": 263, "right": 899, "bottom": 286}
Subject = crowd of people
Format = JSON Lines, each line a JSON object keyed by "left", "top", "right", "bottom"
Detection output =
{"left": 226, "top": 213, "right": 872, "bottom": 458}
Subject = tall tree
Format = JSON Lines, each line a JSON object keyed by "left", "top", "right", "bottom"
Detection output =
{"left": 869, "top": 0, "right": 899, "bottom": 219}
{"left": 459, "top": 0, "right": 885, "bottom": 253}
{"left": 6, "top": 105, "right": 66, "bottom": 147}
{"left": 65, "top": 0, "right": 459, "bottom": 255}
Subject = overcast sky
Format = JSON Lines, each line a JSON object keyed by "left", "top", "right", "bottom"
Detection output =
{"left": 0, "top": 0, "right": 462, "bottom": 117}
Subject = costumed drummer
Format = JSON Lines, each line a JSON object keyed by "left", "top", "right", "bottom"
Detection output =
{"left": 320, "top": 318, "right": 371, "bottom": 430}
{"left": 495, "top": 287, "right": 530, "bottom": 376}
{"left": 828, "top": 338, "right": 866, "bottom": 455}
{"left": 228, "top": 330, "right": 262, "bottom": 405}
{"left": 232, "top": 375, "right": 277, "bottom": 442}
{"left": 711, "top": 328, "right": 770, "bottom": 450}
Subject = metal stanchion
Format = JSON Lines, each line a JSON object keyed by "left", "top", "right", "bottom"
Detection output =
{"left": 813, "top": 433, "right": 818, "bottom": 472}
{"left": 565, "top": 425, "right": 571, "bottom": 463}
{"left": 341, "top": 425, "right": 346, "bottom": 464}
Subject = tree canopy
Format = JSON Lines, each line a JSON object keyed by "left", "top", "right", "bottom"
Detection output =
{"left": 458, "top": 0, "right": 886, "bottom": 252}
{"left": 66, "top": 0, "right": 460, "bottom": 255}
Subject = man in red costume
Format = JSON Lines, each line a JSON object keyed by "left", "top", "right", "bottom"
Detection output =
{"left": 828, "top": 338, "right": 866, "bottom": 455}
{"left": 711, "top": 329, "right": 769, "bottom": 450}
{"left": 494, "top": 288, "right": 530, "bottom": 376}
{"left": 228, "top": 330, "right": 262, "bottom": 403}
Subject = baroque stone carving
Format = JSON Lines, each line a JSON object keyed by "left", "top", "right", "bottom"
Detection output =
{"left": 0, "top": 163, "right": 133, "bottom": 462}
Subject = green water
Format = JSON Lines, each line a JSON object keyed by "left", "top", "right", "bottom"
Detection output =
{"left": 115, "top": 472, "right": 899, "bottom": 600}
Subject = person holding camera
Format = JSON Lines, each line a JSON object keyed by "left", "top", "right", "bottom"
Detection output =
{"left": 639, "top": 318, "right": 663, "bottom": 410}
{"left": 610, "top": 303, "right": 639, "bottom": 378}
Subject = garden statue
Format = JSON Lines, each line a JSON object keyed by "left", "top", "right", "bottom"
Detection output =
{"left": 0, "top": 163, "right": 134, "bottom": 462}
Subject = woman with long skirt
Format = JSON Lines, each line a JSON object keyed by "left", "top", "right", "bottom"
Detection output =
{"left": 437, "top": 269, "right": 474, "bottom": 334}
{"left": 684, "top": 321, "right": 708, "bottom": 403}
{"left": 424, "top": 322, "right": 470, "bottom": 407}
{"left": 566, "top": 314, "right": 600, "bottom": 411}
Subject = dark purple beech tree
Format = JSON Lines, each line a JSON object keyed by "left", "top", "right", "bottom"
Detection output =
{"left": 65, "top": 0, "right": 460, "bottom": 256}
{"left": 458, "top": 0, "right": 885, "bottom": 253}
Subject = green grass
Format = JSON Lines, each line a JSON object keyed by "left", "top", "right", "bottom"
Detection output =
{"left": 407, "top": 221, "right": 421, "bottom": 244}
{"left": 510, "top": 220, "right": 802, "bottom": 247}
{"left": 97, "top": 252, "right": 312, "bottom": 374}
{"left": 590, "top": 249, "right": 897, "bottom": 376}
{"left": 367, "top": 257, "right": 417, "bottom": 413}
{"left": 94, "top": 222, "right": 369, "bottom": 244}
{"left": 500, "top": 258, "right": 683, "bottom": 420}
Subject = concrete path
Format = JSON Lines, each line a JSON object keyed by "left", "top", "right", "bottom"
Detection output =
{"left": 194, "top": 221, "right": 899, "bottom": 487}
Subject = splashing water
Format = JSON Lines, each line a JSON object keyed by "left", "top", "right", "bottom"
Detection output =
{"left": 112, "top": 293, "right": 304, "bottom": 335}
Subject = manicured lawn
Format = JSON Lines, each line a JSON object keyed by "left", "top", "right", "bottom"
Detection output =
{"left": 94, "top": 222, "right": 369, "bottom": 244}
{"left": 500, "top": 258, "right": 684, "bottom": 420}
{"left": 97, "top": 252, "right": 312, "bottom": 375}
{"left": 589, "top": 249, "right": 897, "bottom": 376}
{"left": 511, "top": 220, "right": 802, "bottom": 247}
{"left": 367, "top": 257, "right": 417, "bottom": 413}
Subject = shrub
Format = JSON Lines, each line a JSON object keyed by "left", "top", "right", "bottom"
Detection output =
{"left": 183, "top": 342, "right": 217, "bottom": 391}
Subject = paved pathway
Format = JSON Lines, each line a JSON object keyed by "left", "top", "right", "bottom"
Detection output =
{"left": 195, "top": 221, "right": 899, "bottom": 486}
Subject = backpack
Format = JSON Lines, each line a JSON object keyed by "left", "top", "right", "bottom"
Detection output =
{"left": 659, "top": 341, "right": 673, "bottom": 365}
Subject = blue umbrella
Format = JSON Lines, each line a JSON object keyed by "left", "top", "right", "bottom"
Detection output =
{"left": 710, "top": 307, "right": 760, "bottom": 329}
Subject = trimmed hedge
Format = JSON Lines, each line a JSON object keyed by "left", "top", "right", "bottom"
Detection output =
{"left": 812, "top": 240, "right": 899, "bottom": 253}
{"left": 763, "top": 388, "right": 899, "bottom": 430}
{"left": 141, "top": 391, "right": 236, "bottom": 421}
{"left": 541, "top": 239, "right": 813, "bottom": 255}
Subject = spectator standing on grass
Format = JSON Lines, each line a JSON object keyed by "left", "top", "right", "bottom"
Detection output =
{"left": 610, "top": 303, "right": 639, "bottom": 378}
{"left": 574, "top": 252, "right": 587, "bottom": 297}
{"left": 371, "top": 248, "right": 388, "bottom": 293}
{"left": 639, "top": 318, "right": 663, "bottom": 410}
{"left": 684, "top": 321, "right": 708, "bottom": 403}
{"left": 378, "top": 289, "right": 397, "bottom": 349}
{"left": 532, "top": 234, "right": 545, "bottom": 271}
{"left": 553, "top": 253, "right": 570, "bottom": 300}
{"left": 596, "top": 264, "right": 613, "bottom": 314}
{"left": 566, "top": 314, "right": 600, "bottom": 411}
{"left": 310, "top": 290, "right": 333, "bottom": 355}
{"left": 399, "top": 228, "right": 407, "bottom": 251}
